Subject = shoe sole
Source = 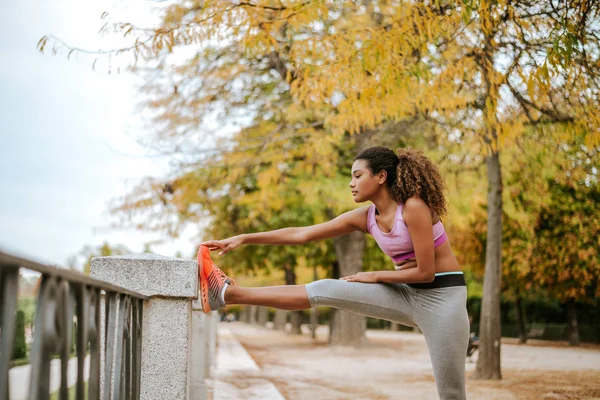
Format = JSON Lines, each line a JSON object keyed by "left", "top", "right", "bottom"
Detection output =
{"left": 197, "top": 246, "right": 213, "bottom": 313}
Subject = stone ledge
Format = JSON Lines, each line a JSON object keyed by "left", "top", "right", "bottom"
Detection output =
{"left": 91, "top": 254, "right": 198, "bottom": 298}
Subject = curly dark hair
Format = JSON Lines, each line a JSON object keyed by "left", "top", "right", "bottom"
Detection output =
{"left": 355, "top": 146, "right": 447, "bottom": 217}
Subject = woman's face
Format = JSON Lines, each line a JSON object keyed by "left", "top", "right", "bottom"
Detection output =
{"left": 349, "top": 159, "right": 385, "bottom": 203}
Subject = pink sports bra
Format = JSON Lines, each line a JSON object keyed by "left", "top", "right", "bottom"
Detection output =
{"left": 366, "top": 203, "right": 448, "bottom": 264}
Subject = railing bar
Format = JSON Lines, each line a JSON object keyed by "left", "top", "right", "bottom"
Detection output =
{"left": 120, "top": 332, "right": 126, "bottom": 400}
{"left": 131, "top": 300, "right": 138, "bottom": 400}
{"left": 0, "top": 267, "right": 3, "bottom": 323}
{"left": 59, "top": 280, "right": 73, "bottom": 400}
{"left": 0, "top": 252, "right": 148, "bottom": 300}
{"left": 88, "top": 288, "right": 101, "bottom": 400}
{"left": 125, "top": 346, "right": 131, "bottom": 400}
{"left": 112, "top": 295, "right": 126, "bottom": 400}
{"left": 28, "top": 276, "right": 57, "bottom": 400}
{"left": 104, "top": 293, "right": 118, "bottom": 400}
{"left": 133, "top": 299, "right": 143, "bottom": 400}
{"left": 76, "top": 284, "right": 89, "bottom": 400}
{"left": 0, "top": 268, "right": 2, "bottom": 400}
{"left": 0, "top": 266, "right": 19, "bottom": 400}
{"left": 104, "top": 293, "right": 109, "bottom": 359}
{"left": 124, "top": 300, "right": 132, "bottom": 400}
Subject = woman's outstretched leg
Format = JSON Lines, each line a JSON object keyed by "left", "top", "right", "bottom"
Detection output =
{"left": 199, "top": 245, "right": 413, "bottom": 324}
{"left": 225, "top": 285, "right": 311, "bottom": 310}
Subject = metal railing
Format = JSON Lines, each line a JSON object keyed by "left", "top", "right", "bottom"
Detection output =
{"left": 0, "top": 250, "right": 148, "bottom": 400}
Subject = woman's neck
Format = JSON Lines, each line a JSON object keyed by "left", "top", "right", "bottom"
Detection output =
{"left": 371, "top": 191, "right": 397, "bottom": 216}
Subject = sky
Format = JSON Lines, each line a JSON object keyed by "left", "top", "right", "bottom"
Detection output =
{"left": 0, "top": 0, "right": 200, "bottom": 268}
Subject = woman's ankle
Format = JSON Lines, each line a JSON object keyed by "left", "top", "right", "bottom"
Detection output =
{"left": 224, "top": 284, "right": 236, "bottom": 304}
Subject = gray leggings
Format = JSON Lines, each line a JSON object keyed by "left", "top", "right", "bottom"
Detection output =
{"left": 305, "top": 278, "right": 469, "bottom": 400}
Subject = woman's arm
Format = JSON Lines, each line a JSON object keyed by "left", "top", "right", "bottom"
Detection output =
{"left": 341, "top": 267, "right": 434, "bottom": 284}
{"left": 395, "top": 197, "right": 436, "bottom": 282}
{"left": 202, "top": 206, "right": 369, "bottom": 255}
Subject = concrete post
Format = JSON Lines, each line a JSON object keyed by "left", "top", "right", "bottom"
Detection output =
{"left": 257, "top": 307, "right": 269, "bottom": 326}
{"left": 243, "top": 307, "right": 252, "bottom": 323}
{"left": 189, "top": 299, "right": 212, "bottom": 400}
{"left": 240, "top": 307, "right": 247, "bottom": 323}
{"left": 91, "top": 254, "right": 198, "bottom": 400}
{"left": 205, "top": 311, "right": 218, "bottom": 375}
{"left": 273, "top": 309, "right": 288, "bottom": 330}
{"left": 249, "top": 305, "right": 258, "bottom": 324}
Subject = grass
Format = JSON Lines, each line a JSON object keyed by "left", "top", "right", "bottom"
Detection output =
{"left": 49, "top": 382, "right": 87, "bottom": 400}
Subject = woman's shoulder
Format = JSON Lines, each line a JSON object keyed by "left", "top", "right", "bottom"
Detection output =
{"left": 344, "top": 205, "right": 371, "bottom": 233}
{"left": 402, "top": 197, "right": 432, "bottom": 222}
{"left": 403, "top": 196, "right": 428, "bottom": 209}
{"left": 352, "top": 205, "right": 372, "bottom": 218}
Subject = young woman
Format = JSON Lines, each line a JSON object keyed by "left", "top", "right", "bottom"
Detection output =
{"left": 199, "top": 146, "right": 469, "bottom": 400}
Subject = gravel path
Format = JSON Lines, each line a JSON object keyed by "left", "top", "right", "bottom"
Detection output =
{"left": 223, "top": 322, "right": 600, "bottom": 400}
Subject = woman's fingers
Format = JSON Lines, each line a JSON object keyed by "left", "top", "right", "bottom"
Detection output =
{"left": 202, "top": 238, "right": 240, "bottom": 255}
{"left": 201, "top": 241, "right": 226, "bottom": 250}
{"left": 218, "top": 244, "right": 232, "bottom": 255}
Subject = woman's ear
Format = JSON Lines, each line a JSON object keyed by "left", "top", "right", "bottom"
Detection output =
{"left": 378, "top": 170, "right": 387, "bottom": 185}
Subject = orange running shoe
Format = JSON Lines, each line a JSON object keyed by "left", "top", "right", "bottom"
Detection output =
{"left": 197, "top": 245, "right": 235, "bottom": 313}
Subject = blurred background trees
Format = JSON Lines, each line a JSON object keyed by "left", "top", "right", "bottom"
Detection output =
{"left": 39, "top": 0, "right": 600, "bottom": 380}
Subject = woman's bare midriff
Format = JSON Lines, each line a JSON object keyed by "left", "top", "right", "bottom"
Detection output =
{"left": 394, "top": 242, "right": 461, "bottom": 274}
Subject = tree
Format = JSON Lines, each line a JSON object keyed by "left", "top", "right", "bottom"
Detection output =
{"left": 387, "top": 1, "right": 600, "bottom": 378}
{"left": 456, "top": 132, "right": 554, "bottom": 344}
{"left": 532, "top": 143, "right": 599, "bottom": 346}
{"left": 80, "top": 241, "right": 131, "bottom": 275}
{"left": 429, "top": 1, "right": 600, "bottom": 380}
{"left": 12, "top": 310, "right": 27, "bottom": 360}
{"left": 457, "top": 131, "right": 599, "bottom": 348}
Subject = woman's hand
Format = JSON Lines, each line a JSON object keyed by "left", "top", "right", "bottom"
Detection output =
{"left": 340, "top": 271, "right": 378, "bottom": 283}
{"left": 201, "top": 235, "right": 245, "bottom": 255}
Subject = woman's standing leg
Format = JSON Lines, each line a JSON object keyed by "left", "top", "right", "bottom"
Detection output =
{"left": 413, "top": 286, "right": 470, "bottom": 400}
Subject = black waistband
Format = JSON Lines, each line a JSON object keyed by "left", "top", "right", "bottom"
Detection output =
{"left": 408, "top": 273, "right": 466, "bottom": 289}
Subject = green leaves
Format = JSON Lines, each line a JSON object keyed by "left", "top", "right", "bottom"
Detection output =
{"left": 532, "top": 177, "right": 600, "bottom": 303}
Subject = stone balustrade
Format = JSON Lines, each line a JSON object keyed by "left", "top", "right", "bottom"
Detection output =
{"left": 91, "top": 254, "right": 218, "bottom": 400}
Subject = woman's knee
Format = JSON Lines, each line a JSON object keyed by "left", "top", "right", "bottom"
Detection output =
{"left": 305, "top": 279, "right": 342, "bottom": 306}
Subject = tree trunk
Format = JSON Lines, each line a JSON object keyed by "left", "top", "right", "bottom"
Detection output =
{"left": 567, "top": 299, "right": 580, "bottom": 347}
{"left": 249, "top": 305, "right": 258, "bottom": 325}
{"left": 284, "top": 263, "right": 302, "bottom": 334}
{"left": 329, "top": 231, "right": 367, "bottom": 346}
{"left": 241, "top": 306, "right": 251, "bottom": 323}
{"left": 257, "top": 307, "right": 269, "bottom": 326}
{"left": 515, "top": 294, "right": 527, "bottom": 344}
{"left": 289, "top": 311, "right": 302, "bottom": 335}
{"left": 475, "top": 150, "right": 503, "bottom": 380}
{"left": 310, "top": 265, "right": 318, "bottom": 339}
{"left": 273, "top": 309, "right": 288, "bottom": 330}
